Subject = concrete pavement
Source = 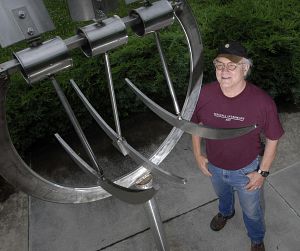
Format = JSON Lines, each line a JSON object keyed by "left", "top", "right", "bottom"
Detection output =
{"left": 0, "top": 112, "right": 299, "bottom": 251}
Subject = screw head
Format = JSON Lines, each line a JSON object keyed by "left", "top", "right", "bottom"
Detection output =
{"left": 18, "top": 10, "right": 26, "bottom": 19}
{"left": 27, "top": 27, "right": 35, "bottom": 36}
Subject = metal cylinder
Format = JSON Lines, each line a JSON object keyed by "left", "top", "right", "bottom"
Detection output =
{"left": 130, "top": 0, "right": 174, "bottom": 36}
{"left": 13, "top": 37, "right": 72, "bottom": 84}
{"left": 78, "top": 15, "right": 128, "bottom": 57}
{"left": 135, "top": 174, "right": 170, "bottom": 251}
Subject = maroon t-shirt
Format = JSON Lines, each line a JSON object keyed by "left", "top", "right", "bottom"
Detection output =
{"left": 191, "top": 81, "right": 284, "bottom": 170}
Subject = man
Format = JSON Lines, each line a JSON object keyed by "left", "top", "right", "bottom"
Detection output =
{"left": 191, "top": 41, "right": 284, "bottom": 251}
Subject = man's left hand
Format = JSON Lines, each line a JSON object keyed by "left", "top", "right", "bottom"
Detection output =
{"left": 245, "top": 172, "right": 265, "bottom": 191}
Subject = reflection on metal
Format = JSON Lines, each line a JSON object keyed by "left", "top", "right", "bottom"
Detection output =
{"left": 51, "top": 77, "right": 103, "bottom": 176}
{"left": 104, "top": 52, "right": 123, "bottom": 137}
{"left": 125, "top": 78, "right": 257, "bottom": 139}
{"left": 55, "top": 134, "right": 158, "bottom": 204}
{"left": 130, "top": 0, "right": 174, "bottom": 36}
{"left": 154, "top": 32, "right": 180, "bottom": 115}
{"left": 69, "top": 79, "right": 186, "bottom": 185}
{"left": 144, "top": 198, "right": 169, "bottom": 251}
{"left": 135, "top": 175, "right": 170, "bottom": 251}
{"left": 52, "top": 77, "right": 158, "bottom": 204}
{"left": 78, "top": 16, "right": 128, "bottom": 57}
{"left": 0, "top": 0, "right": 204, "bottom": 203}
{"left": 13, "top": 37, "right": 72, "bottom": 84}
{"left": 0, "top": 0, "right": 54, "bottom": 47}
{"left": 67, "top": 0, "right": 119, "bottom": 21}
{"left": 124, "top": 0, "right": 140, "bottom": 4}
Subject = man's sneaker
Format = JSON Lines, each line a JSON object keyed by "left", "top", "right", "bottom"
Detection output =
{"left": 210, "top": 211, "right": 235, "bottom": 231}
{"left": 251, "top": 242, "right": 265, "bottom": 251}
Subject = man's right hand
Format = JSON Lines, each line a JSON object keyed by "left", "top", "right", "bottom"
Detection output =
{"left": 196, "top": 155, "right": 212, "bottom": 177}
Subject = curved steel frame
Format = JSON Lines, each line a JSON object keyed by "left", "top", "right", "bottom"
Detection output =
{"left": 0, "top": 0, "right": 202, "bottom": 203}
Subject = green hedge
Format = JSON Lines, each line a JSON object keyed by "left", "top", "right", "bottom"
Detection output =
{"left": 1, "top": 0, "right": 299, "bottom": 152}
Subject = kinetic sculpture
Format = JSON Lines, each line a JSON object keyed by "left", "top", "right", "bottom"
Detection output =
{"left": 0, "top": 0, "right": 255, "bottom": 249}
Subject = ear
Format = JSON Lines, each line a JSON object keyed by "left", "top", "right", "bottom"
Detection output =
{"left": 243, "top": 64, "right": 250, "bottom": 76}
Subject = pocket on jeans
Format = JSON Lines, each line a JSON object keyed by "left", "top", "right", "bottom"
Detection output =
{"left": 240, "top": 159, "right": 259, "bottom": 176}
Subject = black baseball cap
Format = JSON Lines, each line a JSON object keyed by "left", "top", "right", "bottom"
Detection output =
{"left": 216, "top": 41, "right": 248, "bottom": 63}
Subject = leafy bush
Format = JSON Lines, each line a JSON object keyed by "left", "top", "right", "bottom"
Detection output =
{"left": 190, "top": 0, "right": 300, "bottom": 104}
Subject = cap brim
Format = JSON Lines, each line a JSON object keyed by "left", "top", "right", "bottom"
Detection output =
{"left": 217, "top": 54, "right": 243, "bottom": 63}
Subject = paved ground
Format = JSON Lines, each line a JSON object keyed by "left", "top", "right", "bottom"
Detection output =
{"left": 0, "top": 112, "right": 299, "bottom": 251}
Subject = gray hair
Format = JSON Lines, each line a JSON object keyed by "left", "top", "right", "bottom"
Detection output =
{"left": 242, "top": 58, "right": 253, "bottom": 78}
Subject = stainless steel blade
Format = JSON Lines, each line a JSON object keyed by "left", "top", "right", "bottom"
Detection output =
{"left": 125, "top": 78, "right": 257, "bottom": 140}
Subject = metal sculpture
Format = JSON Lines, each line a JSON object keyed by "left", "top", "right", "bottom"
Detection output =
{"left": 0, "top": 0, "right": 256, "bottom": 249}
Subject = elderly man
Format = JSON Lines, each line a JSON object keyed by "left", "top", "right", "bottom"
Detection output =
{"left": 191, "top": 41, "right": 284, "bottom": 251}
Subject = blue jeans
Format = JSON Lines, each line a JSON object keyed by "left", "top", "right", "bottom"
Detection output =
{"left": 208, "top": 158, "right": 265, "bottom": 243}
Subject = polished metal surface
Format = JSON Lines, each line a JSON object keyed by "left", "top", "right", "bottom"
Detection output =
{"left": 78, "top": 16, "right": 128, "bottom": 57}
{"left": 0, "top": 15, "right": 138, "bottom": 75}
{"left": 144, "top": 198, "right": 170, "bottom": 251}
{"left": 52, "top": 77, "right": 158, "bottom": 204}
{"left": 69, "top": 79, "right": 186, "bottom": 184}
{"left": 51, "top": 77, "right": 103, "bottom": 176}
{"left": 55, "top": 134, "right": 159, "bottom": 204}
{"left": 124, "top": 0, "right": 140, "bottom": 4}
{"left": 104, "top": 52, "right": 123, "bottom": 136}
{"left": 130, "top": 0, "right": 174, "bottom": 36}
{"left": 67, "top": 0, "right": 119, "bottom": 21}
{"left": 0, "top": 0, "right": 54, "bottom": 47}
{"left": 13, "top": 37, "right": 72, "bottom": 84}
{"left": 125, "top": 78, "right": 256, "bottom": 139}
{"left": 135, "top": 173, "right": 170, "bottom": 250}
{"left": 154, "top": 32, "right": 180, "bottom": 115}
{"left": 0, "top": 0, "right": 204, "bottom": 203}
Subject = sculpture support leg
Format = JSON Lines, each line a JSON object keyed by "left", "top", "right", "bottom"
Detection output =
{"left": 136, "top": 174, "right": 169, "bottom": 251}
{"left": 144, "top": 198, "right": 169, "bottom": 251}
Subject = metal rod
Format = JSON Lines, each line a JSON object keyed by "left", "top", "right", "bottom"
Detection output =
{"left": 135, "top": 174, "right": 169, "bottom": 251}
{"left": 51, "top": 77, "right": 103, "bottom": 176}
{"left": 104, "top": 52, "right": 122, "bottom": 136}
{"left": 0, "top": 15, "right": 140, "bottom": 76}
{"left": 69, "top": 79, "right": 186, "bottom": 183}
{"left": 154, "top": 32, "right": 181, "bottom": 116}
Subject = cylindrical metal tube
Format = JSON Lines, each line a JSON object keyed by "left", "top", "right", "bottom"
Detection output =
{"left": 135, "top": 174, "right": 169, "bottom": 251}
{"left": 130, "top": 0, "right": 174, "bottom": 36}
{"left": 154, "top": 32, "right": 180, "bottom": 115}
{"left": 13, "top": 37, "right": 72, "bottom": 84}
{"left": 51, "top": 77, "right": 103, "bottom": 176}
{"left": 104, "top": 52, "right": 122, "bottom": 136}
{"left": 78, "top": 15, "right": 128, "bottom": 57}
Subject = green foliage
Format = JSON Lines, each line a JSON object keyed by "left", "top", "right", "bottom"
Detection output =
{"left": 1, "top": 0, "right": 299, "bottom": 152}
{"left": 191, "top": 0, "right": 300, "bottom": 103}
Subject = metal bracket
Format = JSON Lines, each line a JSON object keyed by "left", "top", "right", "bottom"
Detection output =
{"left": 0, "top": 0, "right": 54, "bottom": 48}
{"left": 11, "top": 7, "right": 40, "bottom": 40}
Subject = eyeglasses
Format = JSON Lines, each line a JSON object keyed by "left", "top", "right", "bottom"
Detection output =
{"left": 213, "top": 60, "right": 244, "bottom": 71}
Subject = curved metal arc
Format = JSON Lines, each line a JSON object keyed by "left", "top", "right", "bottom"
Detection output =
{"left": 121, "top": 140, "right": 186, "bottom": 184}
{"left": 125, "top": 78, "right": 256, "bottom": 139}
{"left": 69, "top": 79, "right": 118, "bottom": 141}
{"left": 70, "top": 79, "right": 185, "bottom": 184}
{"left": 54, "top": 133, "right": 158, "bottom": 204}
{"left": 0, "top": 0, "right": 204, "bottom": 203}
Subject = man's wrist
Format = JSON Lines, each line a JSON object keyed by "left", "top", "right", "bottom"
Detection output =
{"left": 257, "top": 169, "right": 270, "bottom": 177}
